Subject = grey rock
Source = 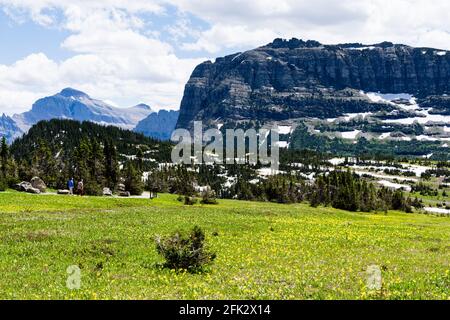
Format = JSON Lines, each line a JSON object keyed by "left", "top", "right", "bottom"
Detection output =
{"left": 0, "top": 114, "right": 22, "bottom": 144}
{"left": 177, "top": 38, "right": 450, "bottom": 130}
{"left": 134, "top": 110, "right": 179, "bottom": 140}
{"left": 15, "top": 181, "right": 41, "bottom": 194}
{"left": 31, "top": 176, "right": 46, "bottom": 193}
{"left": 26, "top": 187, "right": 41, "bottom": 194}
{"left": 103, "top": 187, "right": 113, "bottom": 196}
{"left": 57, "top": 189, "right": 70, "bottom": 195}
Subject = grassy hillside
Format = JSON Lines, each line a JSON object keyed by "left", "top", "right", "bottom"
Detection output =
{"left": 0, "top": 191, "right": 449, "bottom": 300}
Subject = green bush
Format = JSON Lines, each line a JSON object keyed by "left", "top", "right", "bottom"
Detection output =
{"left": 84, "top": 182, "right": 103, "bottom": 196}
{"left": 200, "top": 190, "right": 218, "bottom": 205}
{"left": 155, "top": 226, "right": 216, "bottom": 273}
{"left": 0, "top": 178, "right": 7, "bottom": 192}
{"left": 184, "top": 196, "right": 197, "bottom": 205}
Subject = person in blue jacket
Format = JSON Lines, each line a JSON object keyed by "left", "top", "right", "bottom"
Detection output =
{"left": 68, "top": 178, "right": 75, "bottom": 195}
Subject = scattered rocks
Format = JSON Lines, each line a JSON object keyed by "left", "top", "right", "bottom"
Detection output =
{"left": 57, "top": 189, "right": 70, "bottom": 195}
{"left": 31, "top": 177, "right": 46, "bottom": 193}
{"left": 116, "top": 183, "right": 132, "bottom": 197}
{"left": 103, "top": 187, "right": 113, "bottom": 196}
{"left": 15, "top": 181, "right": 41, "bottom": 194}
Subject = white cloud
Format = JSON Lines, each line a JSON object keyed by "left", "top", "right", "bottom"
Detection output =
{"left": 182, "top": 24, "right": 278, "bottom": 53}
{"left": 0, "top": 51, "right": 202, "bottom": 114}
{"left": 0, "top": 0, "right": 205, "bottom": 114}
{"left": 1, "top": 0, "right": 450, "bottom": 116}
{"left": 173, "top": 0, "right": 450, "bottom": 51}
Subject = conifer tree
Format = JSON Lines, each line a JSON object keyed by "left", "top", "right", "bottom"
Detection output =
{"left": 31, "top": 139, "right": 57, "bottom": 186}
{"left": 123, "top": 162, "right": 144, "bottom": 195}
{"left": 0, "top": 136, "right": 8, "bottom": 178}
{"left": 103, "top": 139, "right": 119, "bottom": 190}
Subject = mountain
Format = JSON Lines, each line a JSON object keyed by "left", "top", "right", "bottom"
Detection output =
{"left": 13, "top": 88, "right": 153, "bottom": 132}
{"left": 0, "top": 114, "right": 23, "bottom": 143}
{"left": 177, "top": 38, "right": 450, "bottom": 130}
{"left": 134, "top": 110, "right": 179, "bottom": 140}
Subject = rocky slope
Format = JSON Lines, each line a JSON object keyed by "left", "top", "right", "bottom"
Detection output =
{"left": 177, "top": 38, "right": 450, "bottom": 129}
{"left": 0, "top": 114, "right": 23, "bottom": 143}
{"left": 134, "top": 110, "right": 179, "bottom": 140}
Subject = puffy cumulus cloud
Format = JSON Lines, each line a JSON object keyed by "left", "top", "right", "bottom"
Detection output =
{"left": 0, "top": 51, "right": 202, "bottom": 114}
{"left": 1, "top": 0, "right": 450, "bottom": 115}
{"left": 0, "top": 0, "right": 165, "bottom": 26}
{"left": 181, "top": 24, "right": 278, "bottom": 53}
{"left": 0, "top": 0, "right": 204, "bottom": 114}
{"left": 172, "top": 0, "right": 450, "bottom": 52}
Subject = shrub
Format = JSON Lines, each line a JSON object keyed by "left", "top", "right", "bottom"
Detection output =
{"left": 84, "top": 182, "right": 103, "bottom": 196}
{"left": 124, "top": 162, "right": 144, "bottom": 196}
{"left": 0, "top": 178, "right": 7, "bottom": 192}
{"left": 184, "top": 196, "right": 197, "bottom": 205}
{"left": 200, "top": 190, "right": 218, "bottom": 205}
{"left": 155, "top": 226, "right": 216, "bottom": 273}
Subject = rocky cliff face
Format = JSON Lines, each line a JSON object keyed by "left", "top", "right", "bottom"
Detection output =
{"left": 0, "top": 114, "right": 23, "bottom": 143}
{"left": 177, "top": 38, "right": 450, "bottom": 129}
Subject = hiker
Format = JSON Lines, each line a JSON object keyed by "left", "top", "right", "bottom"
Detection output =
{"left": 77, "top": 179, "right": 84, "bottom": 196}
{"left": 68, "top": 178, "right": 75, "bottom": 195}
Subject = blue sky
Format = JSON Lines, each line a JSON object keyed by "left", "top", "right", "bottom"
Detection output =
{"left": 0, "top": 10, "right": 72, "bottom": 64}
{"left": 0, "top": 0, "right": 449, "bottom": 115}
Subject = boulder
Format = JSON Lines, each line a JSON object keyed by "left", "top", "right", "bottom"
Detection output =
{"left": 119, "top": 191, "right": 131, "bottom": 197}
{"left": 31, "top": 177, "right": 46, "bottom": 193}
{"left": 15, "top": 181, "right": 41, "bottom": 194}
{"left": 117, "top": 183, "right": 126, "bottom": 192}
{"left": 57, "top": 189, "right": 70, "bottom": 195}
{"left": 103, "top": 187, "right": 113, "bottom": 196}
{"left": 14, "top": 181, "right": 30, "bottom": 192}
{"left": 26, "top": 187, "right": 41, "bottom": 194}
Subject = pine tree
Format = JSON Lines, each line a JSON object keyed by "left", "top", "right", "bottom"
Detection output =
{"left": 73, "top": 137, "right": 91, "bottom": 182}
{"left": 0, "top": 137, "right": 7, "bottom": 191}
{"left": 136, "top": 148, "right": 144, "bottom": 172}
{"left": 103, "top": 139, "right": 119, "bottom": 190}
{"left": 31, "top": 139, "right": 57, "bottom": 187}
{"left": 123, "top": 162, "right": 144, "bottom": 195}
{"left": 85, "top": 139, "right": 104, "bottom": 195}
{"left": 0, "top": 136, "right": 8, "bottom": 178}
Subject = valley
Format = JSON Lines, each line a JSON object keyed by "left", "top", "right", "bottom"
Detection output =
{"left": 0, "top": 37, "right": 449, "bottom": 301}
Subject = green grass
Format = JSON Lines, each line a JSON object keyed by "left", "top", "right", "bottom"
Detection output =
{"left": 0, "top": 191, "right": 449, "bottom": 300}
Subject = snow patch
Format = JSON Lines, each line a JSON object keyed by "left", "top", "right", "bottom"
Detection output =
{"left": 424, "top": 207, "right": 450, "bottom": 214}
{"left": 377, "top": 180, "right": 412, "bottom": 192}
{"left": 277, "top": 126, "right": 292, "bottom": 135}
{"left": 341, "top": 130, "right": 361, "bottom": 139}
{"left": 276, "top": 141, "right": 289, "bottom": 148}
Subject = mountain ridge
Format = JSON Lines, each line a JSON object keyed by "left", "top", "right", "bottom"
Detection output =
{"left": 176, "top": 38, "right": 450, "bottom": 130}
{"left": 12, "top": 88, "right": 153, "bottom": 132}
{"left": 134, "top": 109, "right": 179, "bottom": 141}
{"left": 0, "top": 88, "right": 178, "bottom": 143}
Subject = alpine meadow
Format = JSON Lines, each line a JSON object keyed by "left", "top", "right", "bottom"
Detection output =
{"left": 0, "top": 0, "right": 449, "bottom": 306}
